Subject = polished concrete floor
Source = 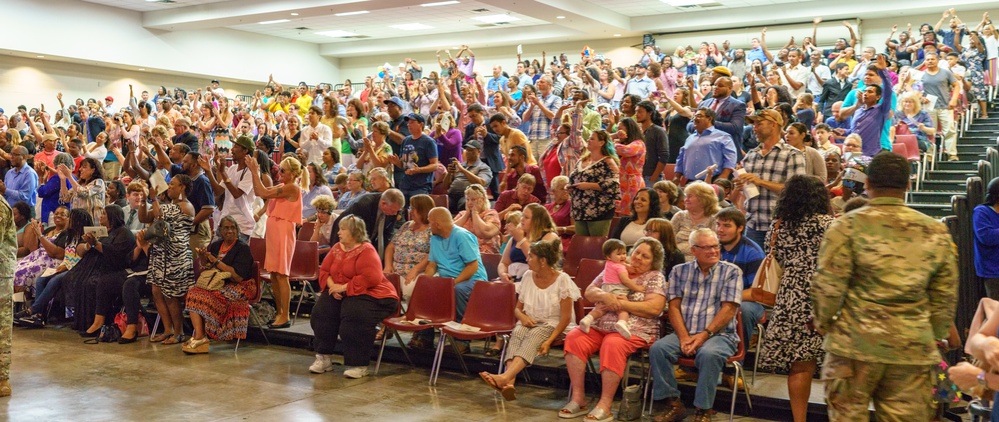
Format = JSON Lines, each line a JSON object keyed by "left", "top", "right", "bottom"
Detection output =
{"left": 3, "top": 327, "right": 788, "bottom": 421}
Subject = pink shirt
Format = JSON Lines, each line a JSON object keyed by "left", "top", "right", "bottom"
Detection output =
{"left": 603, "top": 261, "right": 627, "bottom": 284}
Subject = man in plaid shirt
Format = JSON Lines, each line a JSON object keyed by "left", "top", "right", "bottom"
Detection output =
{"left": 522, "top": 75, "right": 562, "bottom": 163}
{"left": 649, "top": 228, "right": 742, "bottom": 422}
{"left": 737, "top": 109, "right": 806, "bottom": 247}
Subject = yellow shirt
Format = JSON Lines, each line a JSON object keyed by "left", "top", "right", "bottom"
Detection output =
{"left": 295, "top": 95, "right": 313, "bottom": 118}
{"left": 500, "top": 128, "right": 536, "bottom": 165}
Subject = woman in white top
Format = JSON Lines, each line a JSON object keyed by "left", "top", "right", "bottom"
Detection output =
{"left": 785, "top": 122, "right": 827, "bottom": 181}
{"left": 479, "top": 239, "right": 579, "bottom": 401}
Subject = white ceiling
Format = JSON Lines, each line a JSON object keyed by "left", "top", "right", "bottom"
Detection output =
{"left": 80, "top": 0, "right": 997, "bottom": 57}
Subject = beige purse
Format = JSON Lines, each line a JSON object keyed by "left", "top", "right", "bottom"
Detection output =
{"left": 747, "top": 219, "right": 783, "bottom": 307}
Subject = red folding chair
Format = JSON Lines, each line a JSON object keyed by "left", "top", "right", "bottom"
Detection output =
{"left": 895, "top": 134, "right": 924, "bottom": 191}
{"left": 430, "top": 194, "right": 449, "bottom": 209}
{"left": 248, "top": 237, "right": 267, "bottom": 279}
{"left": 430, "top": 282, "right": 517, "bottom": 385}
{"left": 564, "top": 236, "right": 608, "bottom": 278}
{"left": 236, "top": 261, "right": 269, "bottom": 352}
{"left": 375, "top": 276, "right": 456, "bottom": 375}
{"left": 480, "top": 253, "right": 502, "bottom": 282}
{"left": 290, "top": 240, "right": 320, "bottom": 325}
{"left": 298, "top": 221, "right": 316, "bottom": 242}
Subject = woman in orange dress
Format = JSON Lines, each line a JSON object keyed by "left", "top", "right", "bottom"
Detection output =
{"left": 245, "top": 155, "right": 303, "bottom": 329}
{"left": 613, "top": 117, "right": 646, "bottom": 215}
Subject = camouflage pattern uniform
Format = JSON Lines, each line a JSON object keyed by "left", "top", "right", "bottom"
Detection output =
{"left": 0, "top": 196, "right": 15, "bottom": 382}
{"left": 811, "top": 197, "right": 958, "bottom": 422}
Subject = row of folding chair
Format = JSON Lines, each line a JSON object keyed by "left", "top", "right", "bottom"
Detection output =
{"left": 248, "top": 237, "right": 320, "bottom": 325}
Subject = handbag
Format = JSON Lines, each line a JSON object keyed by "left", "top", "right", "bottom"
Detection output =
{"left": 747, "top": 219, "right": 783, "bottom": 308}
{"left": 85, "top": 324, "right": 122, "bottom": 344}
{"left": 114, "top": 310, "right": 151, "bottom": 337}
{"left": 616, "top": 384, "right": 642, "bottom": 421}
{"left": 144, "top": 218, "right": 171, "bottom": 245}
{"left": 196, "top": 265, "right": 231, "bottom": 291}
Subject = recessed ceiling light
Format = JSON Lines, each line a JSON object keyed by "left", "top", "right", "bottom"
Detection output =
{"left": 258, "top": 19, "right": 290, "bottom": 25}
{"left": 36, "top": 55, "right": 44, "bottom": 58}
{"left": 290, "top": 13, "right": 299, "bottom": 16}
{"left": 335, "top": 10, "right": 369, "bottom": 16}
{"left": 613, "top": 34, "right": 621, "bottom": 37}
{"left": 421, "top": 1, "right": 460, "bottom": 6}
{"left": 139, "top": 68, "right": 146, "bottom": 71}
{"left": 390, "top": 23, "right": 434, "bottom": 31}
{"left": 316, "top": 30, "right": 360, "bottom": 38}
{"left": 472, "top": 14, "right": 520, "bottom": 24}
{"left": 556, "top": 16, "right": 565, "bottom": 19}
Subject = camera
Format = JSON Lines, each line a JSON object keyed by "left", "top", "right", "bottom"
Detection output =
{"left": 775, "top": 61, "right": 785, "bottom": 67}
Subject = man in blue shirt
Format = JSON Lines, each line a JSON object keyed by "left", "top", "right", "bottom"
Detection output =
{"left": 625, "top": 64, "right": 655, "bottom": 99}
{"left": 486, "top": 65, "right": 509, "bottom": 103}
{"left": 843, "top": 55, "right": 893, "bottom": 157}
{"left": 390, "top": 113, "right": 438, "bottom": 200}
{"left": 1, "top": 147, "right": 38, "bottom": 208}
{"left": 716, "top": 207, "right": 766, "bottom": 353}
{"left": 674, "top": 108, "right": 737, "bottom": 184}
{"left": 411, "top": 207, "right": 488, "bottom": 351}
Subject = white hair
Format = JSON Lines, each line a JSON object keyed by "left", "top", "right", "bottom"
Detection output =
{"left": 688, "top": 228, "right": 718, "bottom": 247}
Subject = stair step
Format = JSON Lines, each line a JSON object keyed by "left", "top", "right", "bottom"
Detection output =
{"left": 931, "top": 161, "right": 980, "bottom": 170}
{"left": 921, "top": 180, "right": 968, "bottom": 191}
{"left": 909, "top": 191, "right": 962, "bottom": 203}
{"left": 924, "top": 170, "right": 978, "bottom": 181}
{"left": 907, "top": 203, "right": 953, "bottom": 218}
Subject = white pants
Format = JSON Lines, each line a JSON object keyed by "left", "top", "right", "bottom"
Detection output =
{"left": 928, "top": 108, "right": 957, "bottom": 156}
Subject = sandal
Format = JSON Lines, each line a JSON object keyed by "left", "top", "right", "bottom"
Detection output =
{"left": 484, "top": 347, "right": 502, "bottom": 357}
{"left": 559, "top": 400, "right": 589, "bottom": 419}
{"left": 149, "top": 333, "right": 170, "bottom": 343}
{"left": 584, "top": 406, "right": 613, "bottom": 422}
{"left": 500, "top": 385, "right": 516, "bottom": 401}
{"left": 479, "top": 372, "right": 502, "bottom": 392}
{"left": 161, "top": 335, "right": 182, "bottom": 345}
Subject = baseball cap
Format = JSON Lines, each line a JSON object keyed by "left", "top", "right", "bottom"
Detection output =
{"left": 745, "top": 109, "right": 783, "bottom": 127}
{"left": 711, "top": 66, "right": 732, "bottom": 77}
{"left": 383, "top": 97, "right": 405, "bottom": 109}
{"left": 105, "top": 96, "right": 114, "bottom": 102}
{"left": 634, "top": 63, "right": 648, "bottom": 69}
{"left": 233, "top": 135, "right": 255, "bottom": 153}
{"left": 404, "top": 113, "right": 426, "bottom": 124}
{"left": 464, "top": 139, "right": 482, "bottom": 150}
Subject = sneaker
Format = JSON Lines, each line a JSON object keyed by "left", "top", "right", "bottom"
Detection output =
{"left": 614, "top": 320, "right": 632, "bottom": 338}
{"left": 13, "top": 310, "right": 31, "bottom": 320}
{"left": 343, "top": 366, "right": 369, "bottom": 379}
{"left": 948, "top": 154, "right": 960, "bottom": 161}
{"left": 309, "top": 354, "right": 334, "bottom": 374}
{"left": 19, "top": 314, "right": 45, "bottom": 328}
{"left": 578, "top": 315, "right": 594, "bottom": 333}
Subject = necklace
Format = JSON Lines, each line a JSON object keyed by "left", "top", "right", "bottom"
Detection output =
{"left": 219, "top": 239, "right": 236, "bottom": 255}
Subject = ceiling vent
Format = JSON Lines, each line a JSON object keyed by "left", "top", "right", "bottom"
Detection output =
{"left": 295, "top": 27, "right": 310, "bottom": 30}
{"left": 151, "top": 0, "right": 176, "bottom": 3}
{"left": 471, "top": 8, "right": 490, "bottom": 12}
{"left": 677, "top": 2, "right": 722, "bottom": 8}
{"left": 342, "top": 35, "right": 371, "bottom": 39}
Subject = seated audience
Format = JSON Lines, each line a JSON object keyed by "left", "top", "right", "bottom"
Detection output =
{"left": 544, "top": 175, "right": 574, "bottom": 251}
{"left": 642, "top": 217, "right": 686, "bottom": 280}
{"left": 311, "top": 215, "right": 399, "bottom": 379}
{"left": 714, "top": 207, "right": 766, "bottom": 357}
{"left": 383, "top": 194, "right": 434, "bottom": 301}
{"left": 653, "top": 180, "right": 683, "bottom": 220}
{"left": 495, "top": 173, "right": 541, "bottom": 221}
{"left": 303, "top": 163, "right": 334, "bottom": 221}
{"left": 499, "top": 203, "right": 560, "bottom": 283}
{"left": 309, "top": 195, "right": 336, "bottom": 256}
{"left": 80, "top": 205, "right": 137, "bottom": 337}
{"left": 561, "top": 237, "right": 666, "bottom": 420}
{"left": 13, "top": 207, "right": 69, "bottom": 293}
{"left": 500, "top": 145, "right": 546, "bottom": 201}
{"left": 330, "top": 189, "right": 405, "bottom": 259}
{"left": 367, "top": 167, "right": 392, "bottom": 193}
{"left": 479, "top": 239, "right": 579, "bottom": 400}
{"left": 122, "top": 181, "right": 149, "bottom": 233}
{"left": 183, "top": 216, "right": 257, "bottom": 353}
{"left": 321, "top": 146, "right": 344, "bottom": 185}
{"left": 453, "top": 184, "right": 501, "bottom": 254}
{"left": 610, "top": 187, "right": 663, "bottom": 248}
{"left": 672, "top": 182, "right": 721, "bottom": 260}
{"left": 16, "top": 209, "right": 92, "bottom": 327}
{"left": 336, "top": 170, "right": 367, "bottom": 211}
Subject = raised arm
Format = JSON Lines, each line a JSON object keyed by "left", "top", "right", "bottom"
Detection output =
{"left": 843, "top": 20, "right": 858, "bottom": 48}
{"left": 760, "top": 27, "right": 774, "bottom": 63}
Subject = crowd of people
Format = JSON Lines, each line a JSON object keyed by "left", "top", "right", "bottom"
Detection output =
{"left": 0, "top": 7, "right": 995, "bottom": 420}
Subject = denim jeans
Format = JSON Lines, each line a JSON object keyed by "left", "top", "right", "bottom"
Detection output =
{"left": 31, "top": 271, "right": 70, "bottom": 315}
{"left": 650, "top": 332, "right": 738, "bottom": 410}
{"left": 740, "top": 301, "right": 766, "bottom": 351}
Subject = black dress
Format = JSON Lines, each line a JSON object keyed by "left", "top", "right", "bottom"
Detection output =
{"left": 65, "top": 226, "right": 136, "bottom": 332}
{"left": 665, "top": 112, "right": 689, "bottom": 165}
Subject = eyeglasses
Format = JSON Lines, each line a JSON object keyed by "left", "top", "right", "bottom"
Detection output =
{"left": 317, "top": 209, "right": 332, "bottom": 215}
{"left": 691, "top": 244, "right": 721, "bottom": 251}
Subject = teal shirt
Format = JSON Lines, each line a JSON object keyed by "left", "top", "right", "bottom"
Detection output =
{"left": 429, "top": 226, "right": 488, "bottom": 282}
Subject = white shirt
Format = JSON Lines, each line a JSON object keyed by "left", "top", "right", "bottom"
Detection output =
{"left": 781, "top": 64, "right": 812, "bottom": 97}
{"left": 806, "top": 64, "right": 831, "bottom": 95}
{"left": 985, "top": 36, "right": 999, "bottom": 60}
{"left": 516, "top": 271, "right": 580, "bottom": 330}
{"left": 217, "top": 164, "right": 257, "bottom": 235}
{"left": 299, "top": 122, "right": 333, "bottom": 167}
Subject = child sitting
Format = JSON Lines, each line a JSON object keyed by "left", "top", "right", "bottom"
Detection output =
{"left": 578, "top": 239, "right": 645, "bottom": 338}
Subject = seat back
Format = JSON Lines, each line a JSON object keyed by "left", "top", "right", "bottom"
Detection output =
{"left": 248, "top": 237, "right": 267, "bottom": 266}
{"left": 564, "top": 235, "right": 609, "bottom": 277}
{"left": 298, "top": 221, "right": 316, "bottom": 242}
{"left": 249, "top": 261, "right": 262, "bottom": 304}
{"left": 481, "top": 253, "right": 502, "bottom": 281}
{"left": 193, "top": 257, "right": 203, "bottom": 279}
{"left": 573, "top": 299, "right": 587, "bottom": 325}
{"left": 385, "top": 273, "right": 404, "bottom": 317}
{"left": 289, "top": 240, "right": 320, "bottom": 281}
{"left": 662, "top": 164, "right": 676, "bottom": 182}
{"left": 896, "top": 134, "right": 921, "bottom": 162}
{"left": 406, "top": 275, "right": 456, "bottom": 323}
{"left": 574, "top": 258, "right": 605, "bottom": 307}
{"left": 430, "top": 194, "right": 449, "bottom": 209}
{"left": 891, "top": 143, "right": 908, "bottom": 159}
{"left": 460, "top": 282, "right": 517, "bottom": 332}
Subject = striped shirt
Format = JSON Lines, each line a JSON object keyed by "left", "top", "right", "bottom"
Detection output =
{"left": 667, "top": 260, "right": 743, "bottom": 343}
{"left": 741, "top": 141, "right": 806, "bottom": 231}
{"left": 526, "top": 93, "right": 562, "bottom": 140}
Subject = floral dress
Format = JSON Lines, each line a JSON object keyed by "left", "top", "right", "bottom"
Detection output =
{"left": 614, "top": 141, "right": 647, "bottom": 215}
{"left": 568, "top": 157, "right": 620, "bottom": 223}
{"left": 13, "top": 231, "right": 66, "bottom": 289}
{"left": 148, "top": 203, "right": 194, "bottom": 298}
{"left": 389, "top": 221, "right": 431, "bottom": 278}
{"left": 961, "top": 48, "right": 988, "bottom": 102}
{"left": 759, "top": 214, "right": 834, "bottom": 373}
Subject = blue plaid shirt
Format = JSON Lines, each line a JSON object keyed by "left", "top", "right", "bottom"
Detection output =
{"left": 526, "top": 93, "right": 562, "bottom": 140}
{"left": 667, "top": 260, "right": 743, "bottom": 343}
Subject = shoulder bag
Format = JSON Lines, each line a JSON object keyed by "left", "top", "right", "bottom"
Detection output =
{"left": 747, "top": 219, "right": 783, "bottom": 308}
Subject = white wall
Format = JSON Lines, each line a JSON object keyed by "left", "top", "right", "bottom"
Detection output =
{"left": 2, "top": 0, "right": 340, "bottom": 93}
{"left": 0, "top": 55, "right": 262, "bottom": 112}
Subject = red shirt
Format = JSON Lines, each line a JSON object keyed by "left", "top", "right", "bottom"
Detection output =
{"left": 319, "top": 242, "right": 398, "bottom": 300}
{"left": 493, "top": 189, "right": 540, "bottom": 213}
{"left": 502, "top": 164, "right": 548, "bottom": 201}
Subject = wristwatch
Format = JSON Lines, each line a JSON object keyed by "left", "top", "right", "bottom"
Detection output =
{"left": 979, "top": 371, "right": 988, "bottom": 387}
{"left": 704, "top": 328, "right": 715, "bottom": 338}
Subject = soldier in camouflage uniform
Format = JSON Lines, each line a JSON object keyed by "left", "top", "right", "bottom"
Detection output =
{"left": 811, "top": 152, "right": 958, "bottom": 422}
{"left": 0, "top": 195, "right": 15, "bottom": 397}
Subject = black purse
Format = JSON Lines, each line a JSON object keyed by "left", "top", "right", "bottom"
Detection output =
{"left": 144, "top": 219, "right": 171, "bottom": 245}
{"left": 84, "top": 324, "right": 122, "bottom": 344}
